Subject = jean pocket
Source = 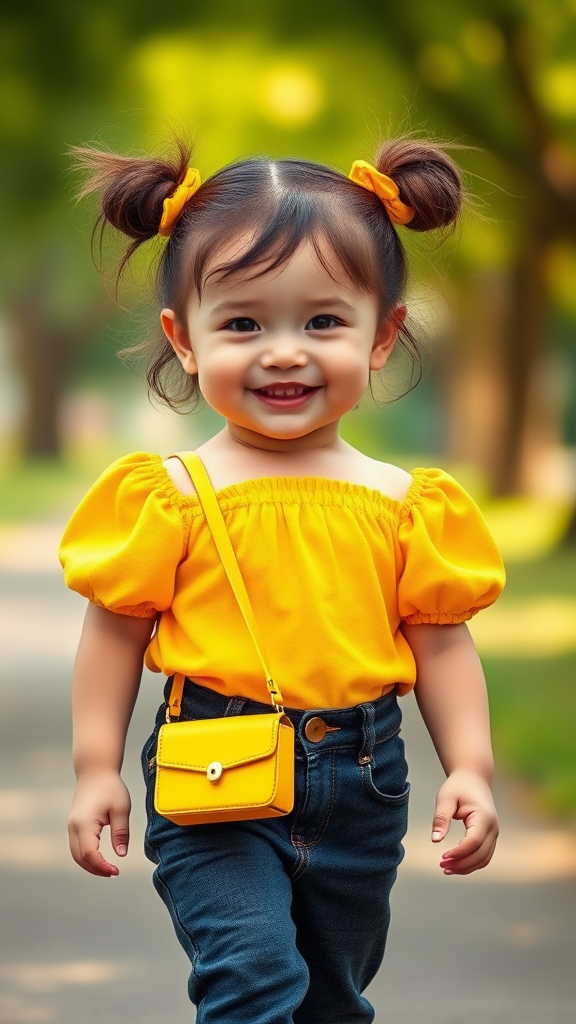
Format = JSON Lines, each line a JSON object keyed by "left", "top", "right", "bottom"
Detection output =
{"left": 361, "top": 731, "right": 410, "bottom": 806}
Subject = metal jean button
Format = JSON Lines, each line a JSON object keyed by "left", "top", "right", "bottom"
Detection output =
{"left": 304, "top": 717, "right": 327, "bottom": 743}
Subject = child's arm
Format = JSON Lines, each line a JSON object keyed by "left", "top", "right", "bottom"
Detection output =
{"left": 402, "top": 621, "right": 499, "bottom": 875}
{"left": 68, "top": 603, "right": 154, "bottom": 877}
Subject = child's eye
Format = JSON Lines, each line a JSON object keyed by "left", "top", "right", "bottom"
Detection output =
{"left": 306, "top": 315, "right": 342, "bottom": 331}
{"left": 225, "top": 318, "right": 260, "bottom": 333}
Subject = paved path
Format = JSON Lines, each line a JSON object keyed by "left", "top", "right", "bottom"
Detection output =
{"left": 1, "top": 523, "right": 575, "bottom": 1023}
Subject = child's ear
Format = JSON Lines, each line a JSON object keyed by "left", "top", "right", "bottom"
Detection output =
{"left": 160, "top": 309, "right": 198, "bottom": 376}
{"left": 369, "top": 305, "right": 407, "bottom": 371}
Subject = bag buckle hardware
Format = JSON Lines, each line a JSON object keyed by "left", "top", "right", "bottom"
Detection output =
{"left": 207, "top": 761, "right": 223, "bottom": 782}
{"left": 267, "top": 677, "right": 284, "bottom": 715}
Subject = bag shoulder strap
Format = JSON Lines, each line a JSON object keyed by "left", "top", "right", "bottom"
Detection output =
{"left": 167, "top": 451, "right": 283, "bottom": 716}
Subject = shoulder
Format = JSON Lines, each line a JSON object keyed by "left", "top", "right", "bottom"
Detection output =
{"left": 403, "top": 467, "right": 478, "bottom": 511}
{"left": 80, "top": 451, "right": 166, "bottom": 499}
{"left": 71, "top": 451, "right": 199, "bottom": 517}
{"left": 398, "top": 467, "right": 501, "bottom": 546}
{"left": 163, "top": 455, "right": 198, "bottom": 497}
{"left": 361, "top": 456, "right": 413, "bottom": 502}
{"left": 336, "top": 442, "right": 412, "bottom": 501}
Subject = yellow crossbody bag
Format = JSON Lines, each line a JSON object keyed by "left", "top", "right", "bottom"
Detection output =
{"left": 153, "top": 451, "right": 295, "bottom": 826}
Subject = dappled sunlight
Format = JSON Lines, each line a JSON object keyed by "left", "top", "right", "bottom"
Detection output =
{"left": 125, "top": 29, "right": 405, "bottom": 171}
{"left": 0, "top": 522, "right": 64, "bottom": 573}
{"left": 403, "top": 825, "right": 576, "bottom": 883}
{"left": 1, "top": 961, "right": 137, "bottom": 993}
{"left": 483, "top": 495, "right": 574, "bottom": 561}
{"left": 0, "top": 962, "right": 144, "bottom": 1024}
{"left": 259, "top": 64, "right": 324, "bottom": 127}
{"left": 0, "top": 787, "right": 150, "bottom": 874}
{"left": 469, "top": 596, "right": 576, "bottom": 657}
{"left": 540, "top": 63, "right": 576, "bottom": 117}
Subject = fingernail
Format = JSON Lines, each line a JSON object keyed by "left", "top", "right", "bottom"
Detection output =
{"left": 117, "top": 845, "right": 127, "bottom": 856}
{"left": 432, "top": 830, "right": 443, "bottom": 839}
{"left": 443, "top": 869, "right": 454, "bottom": 875}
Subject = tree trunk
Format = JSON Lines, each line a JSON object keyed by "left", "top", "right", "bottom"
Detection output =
{"left": 492, "top": 222, "right": 550, "bottom": 495}
{"left": 13, "top": 311, "right": 72, "bottom": 458}
{"left": 444, "top": 272, "right": 508, "bottom": 479}
{"left": 443, "top": 223, "right": 560, "bottom": 497}
{"left": 10, "top": 269, "right": 104, "bottom": 459}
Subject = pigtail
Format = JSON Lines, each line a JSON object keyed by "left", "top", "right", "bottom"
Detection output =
{"left": 375, "top": 139, "right": 463, "bottom": 232}
{"left": 69, "top": 138, "right": 191, "bottom": 279}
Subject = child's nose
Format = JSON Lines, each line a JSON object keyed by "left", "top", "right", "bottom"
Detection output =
{"left": 260, "top": 335, "right": 308, "bottom": 369}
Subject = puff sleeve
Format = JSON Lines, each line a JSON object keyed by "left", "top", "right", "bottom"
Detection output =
{"left": 59, "top": 452, "right": 188, "bottom": 617}
{"left": 397, "top": 468, "right": 505, "bottom": 624}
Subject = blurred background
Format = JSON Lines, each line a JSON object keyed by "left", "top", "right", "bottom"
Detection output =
{"left": 1, "top": 0, "right": 576, "bottom": 1021}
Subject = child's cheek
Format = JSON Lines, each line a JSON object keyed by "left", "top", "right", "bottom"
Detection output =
{"left": 196, "top": 357, "right": 245, "bottom": 418}
{"left": 330, "top": 354, "right": 371, "bottom": 404}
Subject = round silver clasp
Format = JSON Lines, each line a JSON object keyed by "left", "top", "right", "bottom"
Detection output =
{"left": 207, "top": 761, "right": 223, "bottom": 782}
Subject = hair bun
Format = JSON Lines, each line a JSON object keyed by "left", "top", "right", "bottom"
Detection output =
{"left": 70, "top": 141, "right": 191, "bottom": 241}
{"left": 375, "top": 139, "right": 463, "bottom": 232}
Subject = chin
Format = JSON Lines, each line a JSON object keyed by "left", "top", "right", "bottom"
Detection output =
{"left": 261, "top": 429, "right": 311, "bottom": 442}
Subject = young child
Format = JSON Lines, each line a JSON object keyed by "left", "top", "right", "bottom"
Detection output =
{"left": 60, "top": 136, "right": 505, "bottom": 1024}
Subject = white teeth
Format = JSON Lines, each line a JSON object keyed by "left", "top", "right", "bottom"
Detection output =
{"left": 263, "top": 386, "right": 306, "bottom": 397}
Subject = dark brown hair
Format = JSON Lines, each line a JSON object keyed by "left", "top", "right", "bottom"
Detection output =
{"left": 71, "top": 135, "right": 464, "bottom": 409}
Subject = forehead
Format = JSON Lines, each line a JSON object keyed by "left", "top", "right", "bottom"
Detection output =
{"left": 200, "top": 233, "right": 368, "bottom": 301}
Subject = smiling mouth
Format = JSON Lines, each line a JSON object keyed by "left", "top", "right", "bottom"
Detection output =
{"left": 253, "top": 384, "right": 319, "bottom": 397}
{"left": 250, "top": 383, "right": 321, "bottom": 408}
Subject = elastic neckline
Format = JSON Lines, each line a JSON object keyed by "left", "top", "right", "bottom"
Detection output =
{"left": 148, "top": 453, "right": 429, "bottom": 518}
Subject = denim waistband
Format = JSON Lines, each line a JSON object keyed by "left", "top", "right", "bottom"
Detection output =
{"left": 161, "top": 676, "right": 402, "bottom": 763}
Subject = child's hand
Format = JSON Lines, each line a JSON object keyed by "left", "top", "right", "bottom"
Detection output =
{"left": 430, "top": 769, "right": 499, "bottom": 875}
{"left": 68, "top": 772, "right": 131, "bottom": 877}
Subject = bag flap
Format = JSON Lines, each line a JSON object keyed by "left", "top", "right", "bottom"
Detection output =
{"left": 157, "top": 714, "right": 281, "bottom": 772}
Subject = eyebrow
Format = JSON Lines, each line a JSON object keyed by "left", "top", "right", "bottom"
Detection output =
{"left": 210, "top": 301, "right": 263, "bottom": 315}
{"left": 210, "top": 297, "right": 356, "bottom": 316}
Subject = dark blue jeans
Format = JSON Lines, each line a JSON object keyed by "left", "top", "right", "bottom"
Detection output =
{"left": 142, "top": 678, "right": 409, "bottom": 1024}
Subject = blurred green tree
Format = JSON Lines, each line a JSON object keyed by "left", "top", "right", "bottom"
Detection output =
{"left": 355, "top": 0, "right": 576, "bottom": 493}
{"left": 1, "top": 0, "right": 575, "bottom": 502}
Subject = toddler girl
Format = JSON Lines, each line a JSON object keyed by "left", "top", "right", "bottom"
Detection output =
{"left": 60, "top": 136, "right": 505, "bottom": 1024}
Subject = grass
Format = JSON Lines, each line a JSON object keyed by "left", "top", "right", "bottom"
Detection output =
{"left": 486, "top": 652, "right": 576, "bottom": 816}
{"left": 0, "top": 459, "right": 93, "bottom": 522}
{"left": 0, "top": 442, "right": 127, "bottom": 522}
{"left": 483, "top": 547, "right": 576, "bottom": 819}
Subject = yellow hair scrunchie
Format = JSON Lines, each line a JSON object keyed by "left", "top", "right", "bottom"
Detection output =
{"left": 158, "top": 167, "right": 202, "bottom": 237}
{"left": 348, "top": 160, "right": 414, "bottom": 226}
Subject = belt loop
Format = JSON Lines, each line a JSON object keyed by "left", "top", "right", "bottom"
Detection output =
{"left": 224, "top": 696, "right": 247, "bottom": 717}
{"left": 358, "top": 704, "right": 376, "bottom": 765}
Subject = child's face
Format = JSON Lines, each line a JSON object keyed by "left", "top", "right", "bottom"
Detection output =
{"left": 161, "top": 239, "right": 402, "bottom": 448}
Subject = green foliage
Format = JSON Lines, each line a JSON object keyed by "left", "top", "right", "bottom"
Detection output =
{"left": 2, "top": 0, "right": 576, "bottom": 464}
{"left": 487, "top": 651, "right": 576, "bottom": 816}
{"left": 3, "top": 0, "right": 576, "bottom": 317}
{"left": 485, "top": 546, "right": 576, "bottom": 818}
{"left": 0, "top": 459, "right": 93, "bottom": 522}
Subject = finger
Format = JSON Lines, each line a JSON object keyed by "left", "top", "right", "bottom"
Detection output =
{"left": 68, "top": 819, "right": 99, "bottom": 874}
{"left": 441, "top": 818, "right": 498, "bottom": 863}
{"left": 441, "top": 830, "right": 484, "bottom": 863}
{"left": 83, "top": 847, "right": 120, "bottom": 877}
{"left": 70, "top": 820, "right": 119, "bottom": 877}
{"left": 442, "top": 847, "right": 496, "bottom": 875}
{"left": 430, "top": 792, "right": 458, "bottom": 842}
{"left": 110, "top": 806, "right": 130, "bottom": 857}
{"left": 441, "top": 835, "right": 497, "bottom": 874}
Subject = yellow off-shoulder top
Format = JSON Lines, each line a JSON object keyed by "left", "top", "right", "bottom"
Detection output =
{"left": 59, "top": 453, "right": 505, "bottom": 710}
